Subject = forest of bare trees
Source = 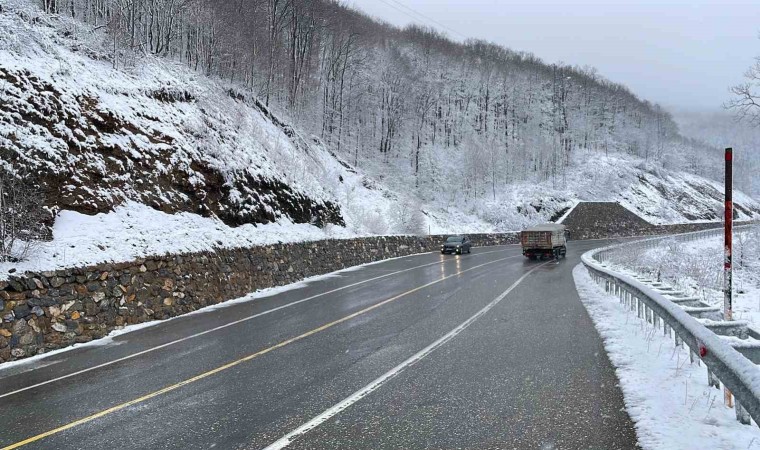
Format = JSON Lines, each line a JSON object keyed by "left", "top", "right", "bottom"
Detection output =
{"left": 38, "top": 0, "right": 714, "bottom": 200}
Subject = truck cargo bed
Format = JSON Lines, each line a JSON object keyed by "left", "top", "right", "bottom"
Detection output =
{"left": 520, "top": 224, "right": 567, "bottom": 259}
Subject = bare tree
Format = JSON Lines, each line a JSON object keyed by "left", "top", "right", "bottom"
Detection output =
{"left": 727, "top": 56, "right": 760, "bottom": 126}
{"left": 30, "top": 0, "right": 703, "bottom": 212}
{"left": 0, "top": 173, "right": 45, "bottom": 263}
{"left": 389, "top": 199, "right": 425, "bottom": 235}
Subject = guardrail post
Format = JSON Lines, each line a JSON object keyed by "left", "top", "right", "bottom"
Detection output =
{"left": 736, "top": 401, "right": 751, "bottom": 425}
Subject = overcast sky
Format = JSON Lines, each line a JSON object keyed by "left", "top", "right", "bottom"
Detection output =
{"left": 349, "top": 0, "right": 760, "bottom": 112}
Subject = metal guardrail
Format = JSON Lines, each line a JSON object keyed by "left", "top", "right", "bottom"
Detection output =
{"left": 581, "top": 224, "right": 760, "bottom": 427}
{"left": 594, "top": 223, "right": 758, "bottom": 266}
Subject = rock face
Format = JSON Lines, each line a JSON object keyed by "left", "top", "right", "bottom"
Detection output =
{"left": 0, "top": 66, "right": 343, "bottom": 229}
{"left": 0, "top": 233, "right": 518, "bottom": 363}
{"left": 560, "top": 202, "right": 734, "bottom": 240}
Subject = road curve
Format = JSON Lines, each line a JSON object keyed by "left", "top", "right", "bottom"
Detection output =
{"left": 0, "top": 241, "right": 638, "bottom": 450}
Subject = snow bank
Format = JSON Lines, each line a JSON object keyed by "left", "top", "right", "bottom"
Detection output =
{"left": 573, "top": 264, "right": 760, "bottom": 449}
{"left": 0, "top": 202, "right": 359, "bottom": 279}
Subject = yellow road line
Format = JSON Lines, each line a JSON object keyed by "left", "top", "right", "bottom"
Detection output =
{"left": 1, "top": 255, "right": 515, "bottom": 450}
{"left": 0, "top": 248, "right": 514, "bottom": 400}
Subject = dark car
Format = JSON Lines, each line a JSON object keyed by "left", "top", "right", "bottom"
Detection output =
{"left": 441, "top": 236, "right": 471, "bottom": 254}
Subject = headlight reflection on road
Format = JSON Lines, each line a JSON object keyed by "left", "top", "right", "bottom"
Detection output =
{"left": 455, "top": 255, "right": 462, "bottom": 274}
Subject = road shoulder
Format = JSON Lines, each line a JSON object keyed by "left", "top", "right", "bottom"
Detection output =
{"left": 573, "top": 264, "right": 760, "bottom": 450}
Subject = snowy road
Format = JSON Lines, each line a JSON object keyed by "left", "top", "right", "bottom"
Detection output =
{"left": 0, "top": 241, "right": 638, "bottom": 449}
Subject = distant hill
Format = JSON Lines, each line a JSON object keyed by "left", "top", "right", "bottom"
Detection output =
{"left": 1, "top": 0, "right": 758, "bottom": 276}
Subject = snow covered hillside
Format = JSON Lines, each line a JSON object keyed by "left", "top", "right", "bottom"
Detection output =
{"left": 1, "top": 0, "right": 759, "bottom": 276}
{"left": 674, "top": 109, "right": 760, "bottom": 198}
{"left": 456, "top": 151, "right": 760, "bottom": 231}
{"left": 0, "top": 1, "right": 349, "bottom": 228}
{"left": 0, "top": 0, "right": 437, "bottom": 234}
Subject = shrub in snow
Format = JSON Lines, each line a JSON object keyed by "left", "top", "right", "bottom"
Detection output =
{"left": 362, "top": 210, "right": 389, "bottom": 235}
{"left": 0, "top": 171, "right": 45, "bottom": 262}
{"left": 608, "top": 228, "right": 760, "bottom": 324}
{"left": 388, "top": 199, "right": 426, "bottom": 235}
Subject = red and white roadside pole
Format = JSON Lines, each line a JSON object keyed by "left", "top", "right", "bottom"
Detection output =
{"left": 725, "top": 147, "right": 734, "bottom": 407}
{"left": 725, "top": 147, "right": 733, "bottom": 321}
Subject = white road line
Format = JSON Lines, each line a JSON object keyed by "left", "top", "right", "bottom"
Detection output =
{"left": 263, "top": 261, "right": 550, "bottom": 450}
{"left": 0, "top": 248, "right": 516, "bottom": 399}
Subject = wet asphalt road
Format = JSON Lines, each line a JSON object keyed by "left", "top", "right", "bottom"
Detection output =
{"left": 0, "top": 241, "right": 639, "bottom": 450}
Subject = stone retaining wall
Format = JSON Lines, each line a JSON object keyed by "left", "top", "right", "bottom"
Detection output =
{"left": 0, "top": 223, "right": 736, "bottom": 365}
{"left": 561, "top": 202, "right": 740, "bottom": 240}
{"left": 562, "top": 202, "right": 652, "bottom": 240}
{"left": 0, "top": 233, "right": 518, "bottom": 363}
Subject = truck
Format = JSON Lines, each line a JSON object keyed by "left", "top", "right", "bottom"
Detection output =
{"left": 520, "top": 223, "right": 567, "bottom": 260}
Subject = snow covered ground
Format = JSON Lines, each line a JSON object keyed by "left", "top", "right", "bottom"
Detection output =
{"left": 573, "top": 265, "right": 760, "bottom": 449}
{"left": 0, "top": 202, "right": 361, "bottom": 279}
{"left": 606, "top": 227, "right": 760, "bottom": 329}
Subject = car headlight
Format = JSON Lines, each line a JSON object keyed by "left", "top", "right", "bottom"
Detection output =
{"left": 457, "top": 245, "right": 461, "bottom": 248}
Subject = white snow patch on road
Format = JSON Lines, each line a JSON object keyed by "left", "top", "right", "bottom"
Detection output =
{"left": 573, "top": 264, "right": 760, "bottom": 450}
